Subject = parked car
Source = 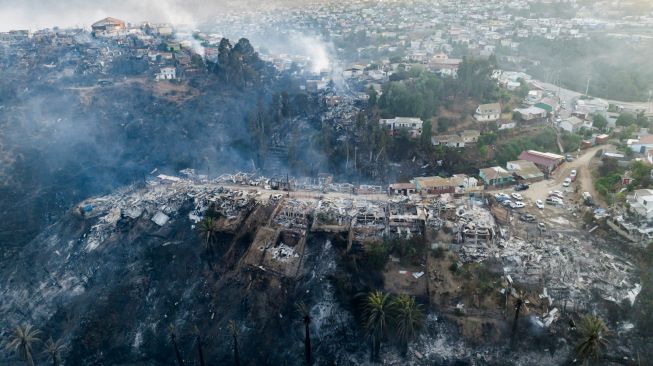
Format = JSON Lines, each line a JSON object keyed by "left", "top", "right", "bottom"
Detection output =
{"left": 565, "top": 154, "right": 573, "bottom": 162}
{"left": 520, "top": 214, "right": 535, "bottom": 222}
{"left": 570, "top": 170, "right": 577, "bottom": 177}
{"left": 514, "top": 183, "right": 529, "bottom": 191}
{"left": 549, "top": 190, "right": 564, "bottom": 199}
{"left": 582, "top": 192, "right": 594, "bottom": 206}
{"left": 545, "top": 197, "right": 562, "bottom": 205}
{"left": 536, "top": 200, "right": 544, "bottom": 209}
{"left": 538, "top": 222, "right": 547, "bottom": 231}
{"left": 562, "top": 178, "right": 572, "bottom": 187}
{"left": 494, "top": 193, "right": 510, "bottom": 201}
{"left": 510, "top": 201, "right": 525, "bottom": 209}
{"left": 501, "top": 200, "right": 513, "bottom": 207}
{"left": 511, "top": 192, "right": 524, "bottom": 201}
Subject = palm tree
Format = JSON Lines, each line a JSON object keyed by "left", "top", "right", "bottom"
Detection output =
{"left": 168, "top": 324, "right": 185, "bottom": 366}
{"left": 510, "top": 290, "right": 528, "bottom": 349}
{"left": 5, "top": 324, "right": 41, "bottom": 366}
{"left": 391, "top": 294, "right": 424, "bottom": 356}
{"left": 198, "top": 217, "right": 218, "bottom": 252}
{"left": 296, "top": 302, "right": 312, "bottom": 365}
{"left": 193, "top": 326, "right": 205, "bottom": 366}
{"left": 43, "top": 337, "right": 65, "bottom": 366}
{"left": 361, "top": 291, "right": 392, "bottom": 362}
{"left": 575, "top": 315, "right": 610, "bottom": 365}
{"left": 228, "top": 320, "right": 240, "bottom": 366}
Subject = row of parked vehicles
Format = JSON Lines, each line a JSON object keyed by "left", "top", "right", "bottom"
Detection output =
{"left": 494, "top": 192, "right": 526, "bottom": 209}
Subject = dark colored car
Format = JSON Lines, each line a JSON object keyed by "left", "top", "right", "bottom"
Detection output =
{"left": 514, "top": 183, "right": 529, "bottom": 191}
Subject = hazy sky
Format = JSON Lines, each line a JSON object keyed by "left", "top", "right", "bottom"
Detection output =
{"left": 0, "top": 0, "right": 274, "bottom": 31}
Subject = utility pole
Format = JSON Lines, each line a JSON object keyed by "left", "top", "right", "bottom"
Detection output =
{"left": 648, "top": 90, "right": 652, "bottom": 114}
{"left": 585, "top": 76, "right": 591, "bottom": 97}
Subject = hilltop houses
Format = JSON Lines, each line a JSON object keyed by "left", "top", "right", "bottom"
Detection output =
{"left": 474, "top": 103, "right": 501, "bottom": 122}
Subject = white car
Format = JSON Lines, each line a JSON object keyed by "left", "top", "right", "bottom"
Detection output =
{"left": 511, "top": 193, "right": 523, "bottom": 200}
{"left": 570, "top": 170, "right": 577, "bottom": 177}
{"left": 536, "top": 200, "right": 544, "bottom": 209}
{"left": 549, "top": 190, "right": 564, "bottom": 199}
{"left": 562, "top": 178, "right": 571, "bottom": 187}
{"left": 510, "top": 201, "right": 525, "bottom": 209}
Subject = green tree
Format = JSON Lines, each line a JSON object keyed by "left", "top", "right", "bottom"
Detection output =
{"left": 616, "top": 112, "right": 637, "bottom": 127}
{"left": 361, "top": 291, "right": 393, "bottom": 362}
{"left": 420, "top": 119, "right": 433, "bottom": 149}
{"left": 391, "top": 295, "right": 424, "bottom": 356}
{"left": 198, "top": 217, "right": 219, "bottom": 252}
{"left": 5, "top": 325, "right": 41, "bottom": 366}
{"left": 575, "top": 315, "right": 610, "bottom": 365}
{"left": 593, "top": 114, "right": 608, "bottom": 132}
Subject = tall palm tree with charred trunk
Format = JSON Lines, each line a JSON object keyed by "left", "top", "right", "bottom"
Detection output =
{"left": 575, "top": 315, "right": 610, "bottom": 365}
{"left": 510, "top": 290, "right": 528, "bottom": 349}
{"left": 228, "top": 320, "right": 240, "bottom": 366}
{"left": 391, "top": 294, "right": 424, "bottom": 356}
{"left": 297, "top": 302, "right": 312, "bottom": 365}
{"left": 193, "top": 326, "right": 205, "bottom": 366}
{"left": 168, "top": 324, "right": 184, "bottom": 366}
{"left": 361, "top": 291, "right": 392, "bottom": 362}
{"left": 43, "top": 337, "right": 65, "bottom": 366}
{"left": 5, "top": 324, "right": 41, "bottom": 366}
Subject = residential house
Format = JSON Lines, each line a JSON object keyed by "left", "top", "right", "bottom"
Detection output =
{"left": 514, "top": 106, "right": 547, "bottom": 121}
{"left": 559, "top": 116, "right": 590, "bottom": 133}
{"left": 431, "top": 134, "right": 465, "bottom": 148}
{"left": 479, "top": 166, "right": 514, "bottom": 187}
{"left": 92, "top": 17, "right": 126, "bottom": 37}
{"left": 474, "top": 103, "right": 501, "bottom": 122}
{"left": 156, "top": 66, "right": 176, "bottom": 80}
{"left": 379, "top": 117, "right": 424, "bottom": 138}
{"left": 627, "top": 189, "right": 653, "bottom": 223}
{"left": 506, "top": 160, "right": 544, "bottom": 182}
{"left": 389, "top": 183, "right": 417, "bottom": 196}
{"left": 629, "top": 134, "right": 653, "bottom": 154}
{"left": 460, "top": 130, "right": 480, "bottom": 144}
{"left": 518, "top": 150, "right": 565, "bottom": 174}
{"left": 413, "top": 174, "right": 477, "bottom": 194}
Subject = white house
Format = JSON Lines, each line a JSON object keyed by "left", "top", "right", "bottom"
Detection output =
{"left": 559, "top": 116, "right": 590, "bottom": 133}
{"left": 156, "top": 66, "right": 176, "bottom": 80}
{"left": 628, "top": 189, "right": 653, "bottom": 222}
{"left": 474, "top": 103, "right": 501, "bottom": 122}
{"left": 379, "top": 117, "right": 424, "bottom": 138}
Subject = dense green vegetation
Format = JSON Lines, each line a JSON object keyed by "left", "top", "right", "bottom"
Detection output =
{"left": 377, "top": 57, "right": 500, "bottom": 120}
{"left": 501, "top": 36, "right": 653, "bottom": 101}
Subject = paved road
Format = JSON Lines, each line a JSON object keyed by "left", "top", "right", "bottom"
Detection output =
{"left": 534, "top": 80, "right": 653, "bottom": 116}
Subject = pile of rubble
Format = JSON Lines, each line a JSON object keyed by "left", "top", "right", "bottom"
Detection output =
{"left": 462, "top": 232, "right": 641, "bottom": 308}
{"left": 79, "top": 176, "right": 258, "bottom": 251}
{"left": 273, "top": 199, "right": 315, "bottom": 230}
{"left": 313, "top": 198, "right": 354, "bottom": 229}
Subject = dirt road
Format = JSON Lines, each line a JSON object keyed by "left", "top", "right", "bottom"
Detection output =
{"left": 519, "top": 144, "right": 613, "bottom": 205}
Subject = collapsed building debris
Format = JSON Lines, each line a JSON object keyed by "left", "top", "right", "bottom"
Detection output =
{"left": 78, "top": 176, "right": 259, "bottom": 251}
